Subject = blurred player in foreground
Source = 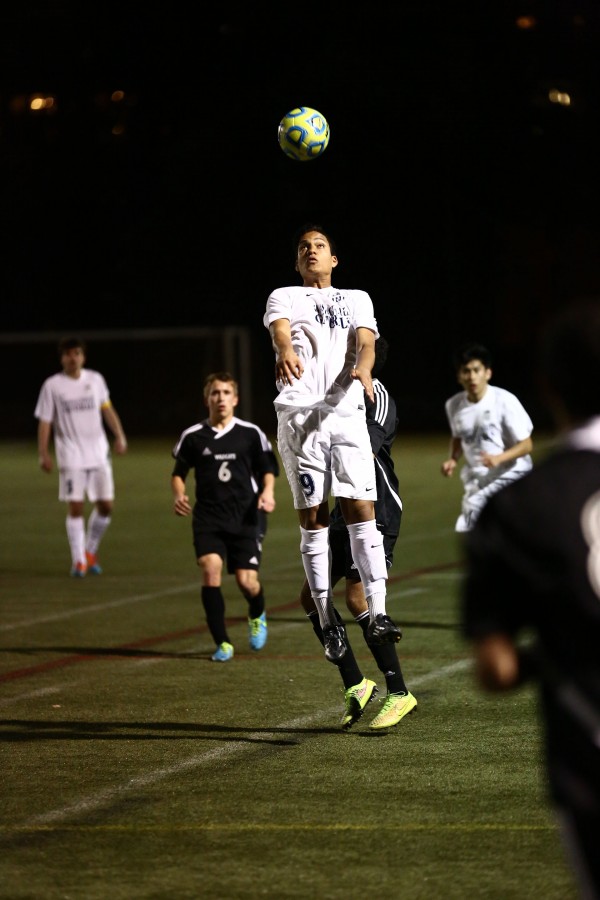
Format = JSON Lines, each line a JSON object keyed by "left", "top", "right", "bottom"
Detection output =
{"left": 462, "top": 299, "right": 600, "bottom": 900}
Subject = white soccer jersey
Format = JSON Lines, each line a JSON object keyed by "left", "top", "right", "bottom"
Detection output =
{"left": 264, "top": 285, "right": 379, "bottom": 409}
{"left": 445, "top": 384, "right": 534, "bottom": 487}
{"left": 34, "top": 369, "right": 111, "bottom": 469}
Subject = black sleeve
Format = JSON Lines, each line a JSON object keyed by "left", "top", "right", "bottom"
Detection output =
{"left": 461, "top": 500, "right": 524, "bottom": 641}
{"left": 366, "top": 382, "right": 398, "bottom": 456}
{"left": 262, "top": 449, "right": 280, "bottom": 478}
{"left": 253, "top": 428, "right": 280, "bottom": 478}
{"left": 171, "top": 434, "right": 191, "bottom": 480}
{"left": 171, "top": 458, "right": 190, "bottom": 480}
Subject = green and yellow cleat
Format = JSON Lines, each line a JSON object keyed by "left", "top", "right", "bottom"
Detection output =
{"left": 369, "top": 691, "right": 417, "bottom": 729}
{"left": 341, "top": 677, "right": 378, "bottom": 730}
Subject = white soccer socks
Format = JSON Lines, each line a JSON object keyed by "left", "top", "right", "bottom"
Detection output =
{"left": 300, "top": 527, "right": 335, "bottom": 628}
{"left": 66, "top": 515, "right": 86, "bottom": 567}
{"left": 85, "top": 509, "right": 111, "bottom": 555}
{"left": 347, "top": 520, "right": 388, "bottom": 618}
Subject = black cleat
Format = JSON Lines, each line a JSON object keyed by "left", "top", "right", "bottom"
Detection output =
{"left": 323, "top": 623, "right": 348, "bottom": 663}
{"left": 367, "top": 614, "right": 402, "bottom": 645}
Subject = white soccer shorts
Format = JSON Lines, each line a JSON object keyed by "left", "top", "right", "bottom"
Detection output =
{"left": 456, "top": 470, "right": 527, "bottom": 532}
{"left": 276, "top": 402, "right": 376, "bottom": 509}
{"left": 58, "top": 463, "right": 115, "bottom": 502}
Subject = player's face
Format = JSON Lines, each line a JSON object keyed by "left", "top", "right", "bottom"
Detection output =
{"left": 295, "top": 232, "right": 338, "bottom": 282}
{"left": 457, "top": 360, "right": 491, "bottom": 402}
{"left": 205, "top": 380, "right": 238, "bottom": 423}
{"left": 61, "top": 347, "right": 85, "bottom": 378}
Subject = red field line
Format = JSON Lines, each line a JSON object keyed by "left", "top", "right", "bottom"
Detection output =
{"left": 0, "top": 560, "right": 461, "bottom": 683}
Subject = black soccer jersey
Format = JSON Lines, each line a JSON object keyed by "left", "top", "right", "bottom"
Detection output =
{"left": 462, "top": 443, "right": 600, "bottom": 813}
{"left": 172, "top": 416, "right": 279, "bottom": 533}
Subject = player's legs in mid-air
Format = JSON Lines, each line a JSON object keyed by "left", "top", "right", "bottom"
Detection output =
{"left": 279, "top": 405, "right": 401, "bottom": 659}
{"left": 330, "top": 411, "right": 401, "bottom": 644}
{"left": 300, "top": 528, "right": 415, "bottom": 729}
{"left": 277, "top": 407, "right": 346, "bottom": 662}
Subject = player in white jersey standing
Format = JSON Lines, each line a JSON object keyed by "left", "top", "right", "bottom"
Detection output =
{"left": 35, "top": 336, "right": 128, "bottom": 576}
{"left": 264, "top": 223, "right": 401, "bottom": 663}
{"left": 440, "top": 342, "right": 534, "bottom": 532}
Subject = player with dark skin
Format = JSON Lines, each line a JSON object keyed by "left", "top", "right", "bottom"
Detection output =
{"left": 297, "top": 337, "right": 416, "bottom": 730}
{"left": 272, "top": 240, "right": 376, "bottom": 532}
{"left": 266, "top": 225, "right": 401, "bottom": 664}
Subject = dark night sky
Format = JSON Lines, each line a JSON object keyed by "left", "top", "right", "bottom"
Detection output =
{"left": 2, "top": 1, "right": 600, "bottom": 432}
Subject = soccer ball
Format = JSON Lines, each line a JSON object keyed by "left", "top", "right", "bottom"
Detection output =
{"left": 278, "top": 107, "right": 330, "bottom": 162}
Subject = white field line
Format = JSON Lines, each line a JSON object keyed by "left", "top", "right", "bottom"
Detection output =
{"left": 0, "top": 588, "right": 430, "bottom": 699}
{"left": 0, "top": 584, "right": 200, "bottom": 633}
{"left": 0, "top": 686, "right": 62, "bottom": 706}
{"left": 16, "top": 660, "right": 471, "bottom": 829}
{"left": 1, "top": 569, "right": 448, "bottom": 634}
{"left": 114, "top": 587, "right": 425, "bottom": 671}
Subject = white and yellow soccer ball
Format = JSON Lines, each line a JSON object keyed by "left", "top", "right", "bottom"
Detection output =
{"left": 278, "top": 107, "right": 330, "bottom": 162}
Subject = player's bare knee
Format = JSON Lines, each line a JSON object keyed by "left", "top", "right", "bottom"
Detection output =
{"left": 236, "top": 570, "right": 259, "bottom": 594}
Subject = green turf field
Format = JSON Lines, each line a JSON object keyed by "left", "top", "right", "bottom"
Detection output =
{"left": 0, "top": 435, "right": 577, "bottom": 899}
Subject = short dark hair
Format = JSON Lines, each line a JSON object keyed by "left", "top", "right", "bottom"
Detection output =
{"left": 373, "top": 335, "right": 389, "bottom": 378}
{"left": 58, "top": 336, "right": 86, "bottom": 357}
{"left": 539, "top": 298, "right": 600, "bottom": 420}
{"left": 203, "top": 371, "right": 239, "bottom": 402}
{"left": 452, "top": 342, "right": 492, "bottom": 371}
{"left": 293, "top": 222, "right": 337, "bottom": 259}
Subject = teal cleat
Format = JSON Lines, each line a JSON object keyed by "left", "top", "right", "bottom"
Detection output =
{"left": 248, "top": 612, "right": 268, "bottom": 651}
{"left": 211, "top": 642, "right": 234, "bottom": 662}
{"left": 85, "top": 552, "right": 103, "bottom": 575}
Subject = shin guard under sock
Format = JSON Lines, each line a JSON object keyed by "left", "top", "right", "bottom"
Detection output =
{"left": 201, "top": 586, "right": 229, "bottom": 645}
{"left": 307, "top": 609, "right": 363, "bottom": 690}
{"left": 356, "top": 610, "right": 407, "bottom": 694}
{"left": 243, "top": 589, "right": 265, "bottom": 621}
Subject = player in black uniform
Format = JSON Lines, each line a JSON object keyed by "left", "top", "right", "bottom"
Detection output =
{"left": 172, "top": 372, "right": 279, "bottom": 662}
{"left": 462, "top": 299, "right": 600, "bottom": 899}
{"left": 300, "top": 337, "right": 417, "bottom": 729}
